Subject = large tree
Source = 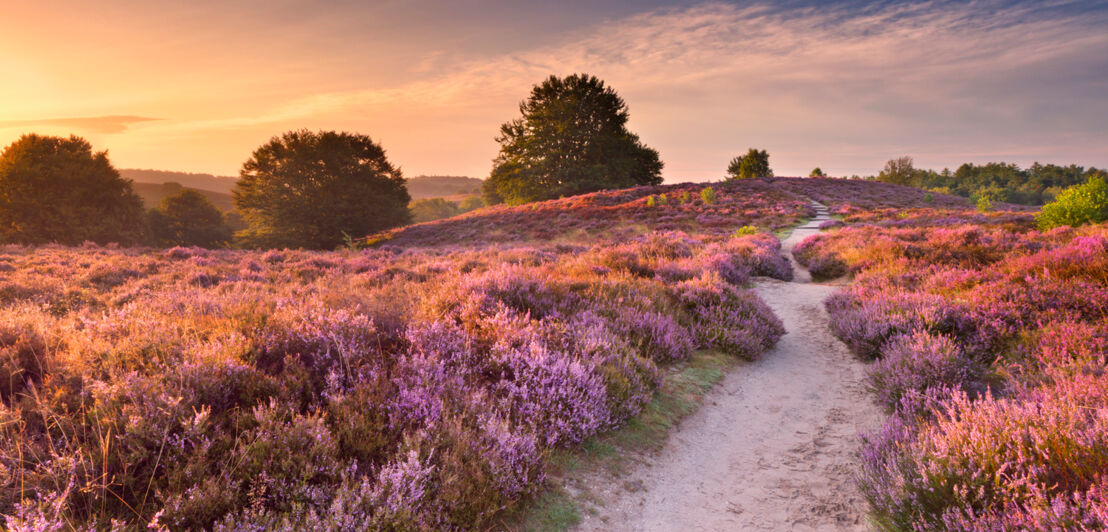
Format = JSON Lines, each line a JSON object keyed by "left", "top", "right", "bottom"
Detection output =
{"left": 147, "top": 189, "right": 232, "bottom": 248}
{"left": 0, "top": 134, "right": 146, "bottom": 245}
{"left": 233, "top": 130, "right": 410, "bottom": 249}
{"left": 483, "top": 74, "right": 663, "bottom": 205}
{"left": 726, "top": 149, "right": 773, "bottom": 179}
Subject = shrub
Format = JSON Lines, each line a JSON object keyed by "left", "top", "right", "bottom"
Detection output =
{"left": 860, "top": 391, "right": 1108, "bottom": 531}
{"left": 700, "top": 186, "right": 716, "bottom": 204}
{"left": 1036, "top": 176, "right": 1108, "bottom": 229}
{"left": 807, "top": 254, "right": 848, "bottom": 280}
{"left": 674, "top": 275, "right": 784, "bottom": 360}
{"left": 866, "top": 331, "right": 986, "bottom": 412}
{"left": 976, "top": 195, "right": 993, "bottom": 213}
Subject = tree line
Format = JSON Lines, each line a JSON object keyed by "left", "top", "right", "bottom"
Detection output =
{"left": 3, "top": 73, "right": 1102, "bottom": 249}
{"left": 0, "top": 74, "right": 784, "bottom": 249}
{"left": 0, "top": 74, "right": 670, "bottom": 249}
{"left": 874, "top": 156, "right": 1106, "bottom": 206}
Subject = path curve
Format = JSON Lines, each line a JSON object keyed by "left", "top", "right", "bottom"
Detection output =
{"left": 575, "top": 202, "right": 883, "bottom": 531}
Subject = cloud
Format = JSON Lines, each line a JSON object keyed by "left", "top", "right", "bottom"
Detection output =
{"left": 142, "top": 0, "right": 1108, "bottom": 177}
{"left": 0, "top": 115, "right": 161, "bottom": 134}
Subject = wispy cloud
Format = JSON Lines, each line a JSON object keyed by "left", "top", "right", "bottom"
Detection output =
{"left": 0, "top": 115, "right": 161, "bottom": 134}
{"left": 146, "top": 1, "right": 1105, "bottom": 177}
{"left": 17, "top": 1, "right": 1096, "bottom": 177}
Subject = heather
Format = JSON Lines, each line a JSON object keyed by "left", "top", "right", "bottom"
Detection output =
{"left": 800, "top": 210, "right": 1108, "bottom": 529}
{"left": 368, "top": 178, "right": 813, "bottom": 248}
{"left": 764, "top": 177, "right": 973, "bottom": 211}
{"left": 0, "top": 227, "right": 789, "bottom": 529}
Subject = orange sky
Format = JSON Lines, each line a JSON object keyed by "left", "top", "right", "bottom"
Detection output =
{"left": 2, "top": 1, "right": 1106, "bottom": 180}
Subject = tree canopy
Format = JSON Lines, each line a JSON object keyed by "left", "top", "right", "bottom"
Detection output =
{"left": 877, "top": 156, "right": 916, "bottom": 186}
{"left": 411, "top": 198, "right": 461, "bottom": 223}
{"left": 483, "top": 73, "right": 663, "bottom": 205}
{"left": 0, "top": 134, "right": 146, "bottom": 245}
{"left": 233, "top": 130, "right": 410, "bottom": 249}
{"left": 872, "top": 157, "right": 1105, "bottom": 205}
{"left": 726, "top": 149, "right": 773, "bottom": 179}
{"left": 809, "top": 167, "right": 827, "bottom": 178}
{"left": 148, "top": 189, "right": 232, "bottom": 248}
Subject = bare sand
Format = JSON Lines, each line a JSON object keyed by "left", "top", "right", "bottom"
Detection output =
{"left": 574, "top": 203, "right": 883, "bottom": 531}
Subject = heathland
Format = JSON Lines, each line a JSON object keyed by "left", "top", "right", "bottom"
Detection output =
{"left": 2, "top": 176, "right": 1106, "bottom": 530}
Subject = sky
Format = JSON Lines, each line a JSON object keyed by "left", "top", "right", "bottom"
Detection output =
{"left": 1, "top": 0, "right": 1106, "bottom": 181}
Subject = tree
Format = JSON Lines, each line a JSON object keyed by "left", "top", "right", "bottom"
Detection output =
{"left": 147, "top": 189, "right": 232, "bottom": 247}
{"left": 483, "top": 74, "right": 663, "bottom": 205}
{"left": 725, "top": 149, "right": 773, "bottom": 179}
{"left": 233, "top": 130, "right": 410, "bottom": 249}
{"left": 0, "top": 134, "right": 146, "bottom": 245}
{"left": 809, "top": 167, "right": 827, "bottom": 178}
{"left": 458, "top": 195, "right": 485, "bottom": 213}
{"left": 877, "top": 156, "right": 917, "bottom": 186}
{"left": 410, "top": 197, "right": 460, "bottom": 223}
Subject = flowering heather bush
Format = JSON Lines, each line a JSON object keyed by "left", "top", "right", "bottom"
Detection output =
{"left": 810, "top": 208, "right": 1108, "bottom": 529}
{"left": 675, "top": 274, "right": 785, "bottom": 360}
{"left": 861, "top": 390, "right": 1108, "bottom": 531}
{"left": 0, "top": 219, "right": 794, "bottom": 528}
{"left": 866, "top": 331, "right": 988, "bottom": 412}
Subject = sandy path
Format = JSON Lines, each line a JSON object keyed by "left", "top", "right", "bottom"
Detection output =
{"left": 575, "top": 202, "right": 883, "bottom": 531}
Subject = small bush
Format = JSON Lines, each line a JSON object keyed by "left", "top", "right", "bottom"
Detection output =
{"left": 1036, "top": 176, "right": 1108, "bottom": 229}
{"left": 866, "top": 331, "right": 986, "bottom": 412}
{"left": 807, "top": 254, "right": 848, "bottom": 280}
{"left": 700, "top": 187, "right": 716, "bottom": 205}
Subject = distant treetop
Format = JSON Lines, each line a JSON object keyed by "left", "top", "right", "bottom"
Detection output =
{"left": 147, "top": 189, "right": 233, "bottom": 248}
{"left": 406, "top": 175, "right": 483, "bottom": 199}
{"left": 726, "top": 149, "right": 773, "bottom": 180}
{"left": 120, "top": 168, "right": 238, "bottom": 193}
{"left": 874, "top": 156, "right": 1106, "bottom": 205}
{"left": 877, "top": 156, "right": 916, "bottom": 186}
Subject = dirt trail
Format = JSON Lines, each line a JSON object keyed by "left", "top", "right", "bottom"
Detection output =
{"left": 575, "top": 202, "right": 883, "bottom": 531}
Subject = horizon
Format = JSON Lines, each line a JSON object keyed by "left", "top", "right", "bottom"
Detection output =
{"left": 2, "top": 0, "right": 1106, "bottom": 181}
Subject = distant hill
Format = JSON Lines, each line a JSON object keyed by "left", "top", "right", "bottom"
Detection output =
{"left": 121, "top": 170, "right": 481, "bottom": 201}
{"left": 367, "top": 177, "right": 990, "bottom": 249}
{"left": 407, "top": 175, "right": 482, "bottom": 199}
{"left": 121, "top": 169, "right": 238, "bottom": 194}
{"left": 133, "top": 182, "right": 235, "bottom": 212}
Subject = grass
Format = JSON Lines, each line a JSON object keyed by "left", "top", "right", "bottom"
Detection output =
{"left": 491, "top": 350, "right": 737, "bottom": 531}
